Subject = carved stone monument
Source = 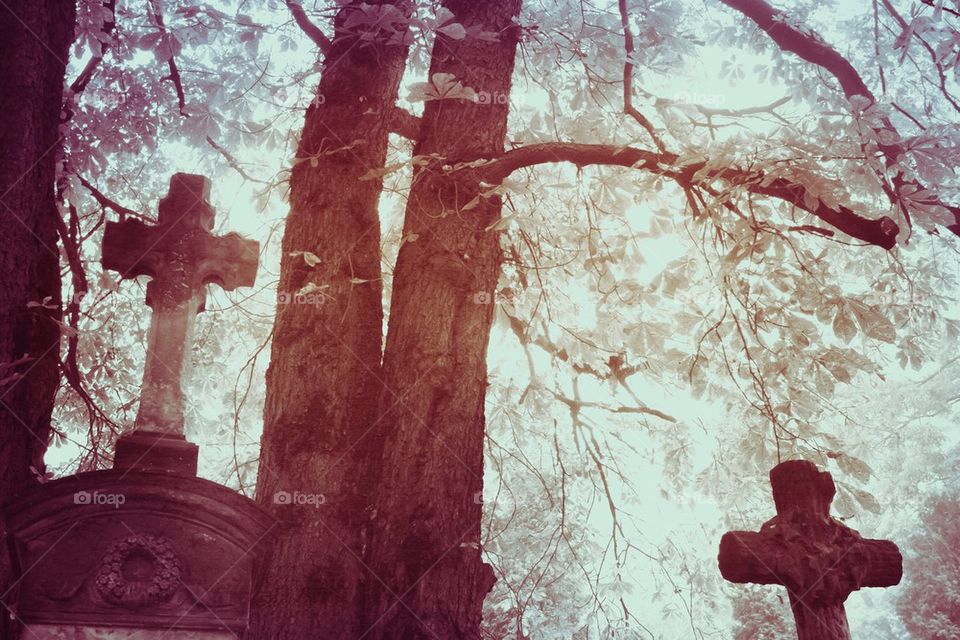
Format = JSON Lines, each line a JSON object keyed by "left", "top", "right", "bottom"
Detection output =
{"left": 718, "top": 460, "right": 902, "bottom": 640}
{"left": 2, "top": 174, "right": 273, "bottom": 639}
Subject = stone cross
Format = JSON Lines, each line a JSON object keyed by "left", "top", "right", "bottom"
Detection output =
{"left": 102, "top": 173, "right": 258, "bottom": 473}
{"left": 718, "top": 460, "right": 902, "bottom": 640}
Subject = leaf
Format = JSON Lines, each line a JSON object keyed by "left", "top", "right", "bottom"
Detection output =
{"left": 833, "top": 485, "right": 856, "bottom": 518}
{"left": 290, "top": 251, "right": 321, "bottom": 267}
{"left": 407, "top": 72, "right": 476, "bottom": 103}
{"left": 826, "top": 364, "right": 850, "bottom": 383}
{"left": 832, "top": 305, "right": 857, "bottom": 343}
{"left": 837, "top": 454, "right": 872, "bottom": 483}
{"left": 847, "top": 300, "right": 896, "bottom": 343}
{"left": 485, "top": 215, "right": 516, "bottom": 231}
{"left": 437, "top": 22, "right": 466, "bottom": 39}
{"left": 853, "top": 489, "right": 881, "bottom": 514}
{"left": 296, "top": 282, "right": 325, "bottom": 296}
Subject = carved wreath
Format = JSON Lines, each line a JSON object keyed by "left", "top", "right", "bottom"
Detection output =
{"left": 95, "top": 534, "right": 181, "bottom": 608}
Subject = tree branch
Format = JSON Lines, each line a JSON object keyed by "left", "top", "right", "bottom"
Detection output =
{"left": 388, "top": 106, "right": 421, "bottom": 140}
{"left": 76, "top": 175, "right": 144, "bottom": 220}
{"left": 479, "top": 143, "right": 899, "bottom": 249}
{"left": 69, "top": 0, "right": 117, "bottom": 97}
{"left": 285, "top": 1, "right": 331, "bottom": 53}
{"left": 717, "top": 0, "right": 960, "bottom": 237}
{"left": 718, "top": 0, "right": 874, "bottom": 100}
{"left": 148, "top": 0, "right": 188, "bottom": 116}
{"left": 919, "top": 0, "right": 960, "bottom": 17}
{"left": 206, "top": 136, "right": 270, "bottom": 184}
{"left": 618, "top": 0, "right": 666, "bottom": 151}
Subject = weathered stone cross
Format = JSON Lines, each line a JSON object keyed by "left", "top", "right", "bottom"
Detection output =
{"left": 718, "top": 460, "right": 902, "bottom": 640}
{"left": 102, "top": 173, "right": 258, "bottom": 473}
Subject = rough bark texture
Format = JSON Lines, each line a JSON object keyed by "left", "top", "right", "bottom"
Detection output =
{"left": 0, "top": 1, "right": 74, "bottom": 632}
{"left": 250, "top": 2, "right": 412, "bottom": 638}
{"left": 361, "top": 2, "right": 522, "bottom": 638}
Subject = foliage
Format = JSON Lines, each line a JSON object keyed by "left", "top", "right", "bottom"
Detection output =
{"left": 897, "top": 466, "right": 960, "bottom": 640}
{"left": 44, "top": 0, "right": 960, "bottom": 636}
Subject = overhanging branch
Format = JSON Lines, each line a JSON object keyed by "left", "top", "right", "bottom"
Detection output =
{"left": 479, "top": 143, "right": 899, "bottom": 249}
{"left": 148, "top": 0, "right": 188, "bottom": 116}
{"left": 389, "top": 107, "right": 421, "bottom": 140}
{"left": 286, "top": 1, "right": 331, "bottom": 53}
{"left": 206, "top": 136, "right": 270, "bottom": 184}
{"left": 717, "top": 0, "right": 960, "bottom": 237}
{"left": 76, "top": 175, "right": 144, "bottom": 220}
{"left": 718, "top": 0, "right": 874, "bottom": 100}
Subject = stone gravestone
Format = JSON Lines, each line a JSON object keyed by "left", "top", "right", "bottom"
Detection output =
{"left": 2, "top": 174, "right": 273, "bottom": 639}
{"left": 718, "top": 460, "right": 902, "bottom": 640}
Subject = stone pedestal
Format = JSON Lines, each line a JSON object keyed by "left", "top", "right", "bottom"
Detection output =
{"left": 112, "top": 431, "right": 199, "bottom": 475}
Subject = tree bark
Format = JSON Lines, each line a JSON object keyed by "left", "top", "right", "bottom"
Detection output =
{"left": 361, "top": 2, "right": 522, "bottom": 638}
{"left": 0, "top": 0, "right": 74, "bottom": 634}
{"left": 250, "top": 2, "right": 412, "bottom": 638}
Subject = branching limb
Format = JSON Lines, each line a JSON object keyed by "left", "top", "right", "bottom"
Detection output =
{"left": 148, "top": 0, "right": 188, "bottom": 116}
{"left": 76, "top": 175, "right": 145, "bottom": 220}
{"left": 919, "top": 0, "right": 960, "bottom": 17}
{"left": 479, "top": 143, "right": 899, "bottom": 248}
{"left": 54, "top": 186, "right": 121, "bottom": 454}
{"left": 878, "top": 0, "right": 960, "bottom": 114}
{"left": 206, "top": 136, "right": 270, "bottom": 185}
{"left": 388, "top": 106, "right": 421, "bottom": 140}
{"left": 285, "top": 1, "right": 332, "bottom": 53}
{"left": 618, "top": 0, "right": 666, "bottom": 151}
{"left": 717, "top": 0, "right": 960, "bottom": 236}
{"left": 505, "top": 310, "right": 677, "bottom": 422}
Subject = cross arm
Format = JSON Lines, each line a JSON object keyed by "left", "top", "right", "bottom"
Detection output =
{"left": 101, "top": 219, "right": 165, "bottom": 279}
{"left": 195, "top": 232, "right": 259, "bottom": 291}
{"left": 844, "top": 537, "right": 902, "bottom": 589}
{"left": 719, "top": 529, "right": 902, "bottom": 593}
{"left": 719, "top": 530, "right": 781, "bottom": 585}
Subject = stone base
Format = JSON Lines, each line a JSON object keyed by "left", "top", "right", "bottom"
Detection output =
{"left": 113, "top": 431, "right": 198, "bottom": 475}
{"left": 4, "top": 470, "right": 275, "bottom": 635}
{"left": 25, "top": 624, "right": 234, "bottom": 639}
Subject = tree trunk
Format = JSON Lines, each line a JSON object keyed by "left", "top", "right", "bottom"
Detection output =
{"left": 250, "top": 2, "right": 412, "bottom": 638}
{"left": 0, "top": 0, "right": 73, "bottom": 630}
{"left": 361, "top": 2, "right": 522, "bottom": 637}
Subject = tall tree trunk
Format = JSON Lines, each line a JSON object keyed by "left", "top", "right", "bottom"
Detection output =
{"left": 362, "top": 2, "right": 521, "bottom": 637}
{"left": 250, "top": 2, "right": 412, "bottom": 637}
{"left": 0, "top": 0, "right": 73, "bottom": 625}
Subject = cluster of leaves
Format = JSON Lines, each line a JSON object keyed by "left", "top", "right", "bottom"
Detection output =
{"left": 897, "top": 467, "right": 960, "bottom": 639}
